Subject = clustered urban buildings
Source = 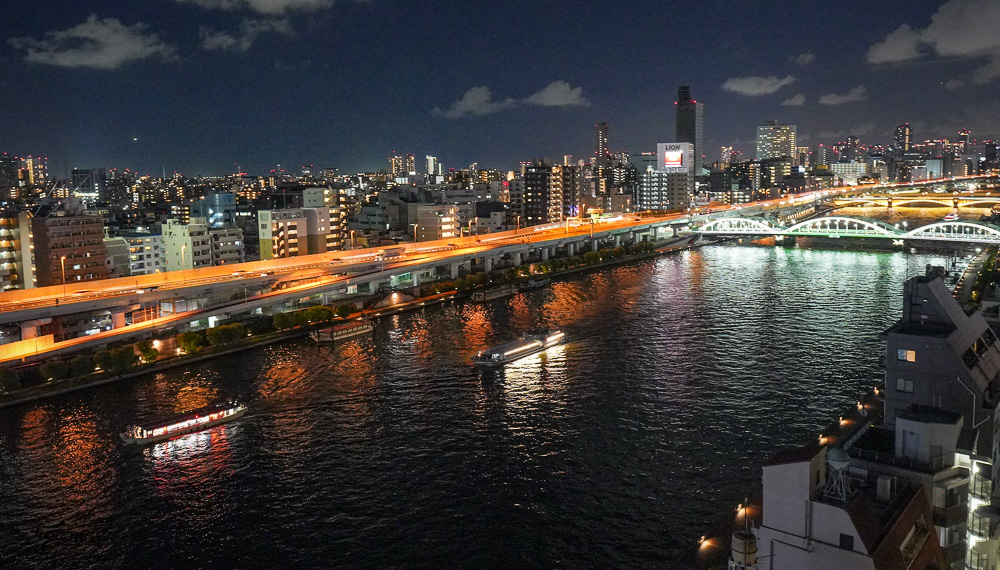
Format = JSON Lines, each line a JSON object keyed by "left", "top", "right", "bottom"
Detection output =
{"left": 1, "top": 85, "right": 998, "bottom": 295}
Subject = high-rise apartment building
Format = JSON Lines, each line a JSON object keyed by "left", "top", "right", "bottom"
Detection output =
{"left": 405, "top": 153, "right": 416, "bottom": 175}
{"left": 675, "top": 85, "right": 704, "bottom": 173}
{"left": 31, "top": 213, "right": 108, "bottom": 287}
{"left": 426, "top": 156, "right": 440, "bottom": 176}
{"left": 524, "top": 161, "right": 564, "bottom": 225}
{"left": 756, "top": 121, "right": 796, "bottom": 161}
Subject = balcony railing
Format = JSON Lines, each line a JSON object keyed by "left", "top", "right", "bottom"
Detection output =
{"left": 934, "top": 504, "right": 968, "bottom": 527}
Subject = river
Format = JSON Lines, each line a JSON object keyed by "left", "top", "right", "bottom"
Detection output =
{"left": 0, "top": 210, "right": 982, "bottom": 568}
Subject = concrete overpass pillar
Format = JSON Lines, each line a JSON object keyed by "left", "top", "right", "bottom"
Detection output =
{"left": 613, "top": 234, "right": 621, "bottom": 246}
{"left": 591, "top": 240, "right": 599, "bottom": 252}
{"left": 451, "top": 262, "right": 461, "bottom": 279}
{"left": 111, "top": 308, "right": 128, "bottom": 330}
{"left": 566, "top": 243, "right": 575, "bottom": 257}
{"left": 412, "top": 271, "right": 421, "bottom": 287}
{"left": 512, "top": 252, "right": 522, "bottom": 266}
{"left": 485, "top": 257, "right": 494, "bottom": 272}
{"left": 541, "top": 248, "right": 549, "bottom": 261}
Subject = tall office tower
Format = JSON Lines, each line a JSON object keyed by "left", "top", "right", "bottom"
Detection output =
{"left": 675, "top": 85, "right": 704, "bottom": 173}
{"left": 755, "top": 121, "right": 796, "bottom": 161}
{"left": 894, "top": 123, "right": 913, "bottom": 151}
{"left": 958, "top": 129, "right": 971, "bottom": 154}
{"left": 405, "top": 153, "right": 416, "bottom": 175}
{"left": 425, "top": 156, "right": 439, "bottom": 176}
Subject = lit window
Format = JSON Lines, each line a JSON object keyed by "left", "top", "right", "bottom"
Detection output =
{"left": 897, "top": 349, "right": 916, "bottom": 362}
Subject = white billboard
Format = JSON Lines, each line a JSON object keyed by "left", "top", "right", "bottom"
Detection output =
{"left": 657, "top": 142, "right": 692, "bottom": 173}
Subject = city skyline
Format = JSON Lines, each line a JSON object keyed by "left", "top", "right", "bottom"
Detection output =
{"left": 2, "top": 0, "right": 999, "bottom": 176}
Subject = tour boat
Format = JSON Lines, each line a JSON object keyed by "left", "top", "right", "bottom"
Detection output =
{"left": 944, "top": 213, "right": 960, "bottom": 221}
{"left": 518, "top": 277, "right": 552, "bottom": 292}
{"left": 120, "top": 401, "right": 246, "bottom": 445}
{"left": 473, "top": 330, "right": 566, "bottom": 367}
{"left": 310, "top": 320, "right": 374, "bottom": 343}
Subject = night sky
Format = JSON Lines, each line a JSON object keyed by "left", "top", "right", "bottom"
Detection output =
{"left": 2, "top": 0, "right": 999, "bottom": 177}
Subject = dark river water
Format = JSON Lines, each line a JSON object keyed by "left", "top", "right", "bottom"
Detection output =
{"left": 0, "top": 208, "right": 982, "bottom": 569}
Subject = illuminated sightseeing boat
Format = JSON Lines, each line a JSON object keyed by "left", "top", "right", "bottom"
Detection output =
{"left": 473, "top": 330, "right": 566, "bottom": 367}
{"left": 309, "top": 320, "right": 375, "bottom": 343}
{"left": 120, "top": 401, "right": 247, "bottom": 445}
{"left": 943, "top": 213, "right": 960, "bottom": 221}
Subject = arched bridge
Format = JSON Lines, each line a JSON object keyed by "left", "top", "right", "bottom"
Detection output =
{"left": 695, "top": 216, "right": 1000, "bottom": 243}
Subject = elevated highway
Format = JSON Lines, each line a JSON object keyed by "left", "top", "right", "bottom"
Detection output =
{"left": 0, "top": 173, "right": 995, "bottom": 364}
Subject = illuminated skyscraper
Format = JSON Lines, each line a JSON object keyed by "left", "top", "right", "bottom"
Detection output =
{"left": 958, "top": 129, "right": 971, "bottom": 153}
{"left": 755, "top": 121, "right": 796, "bottom": 161}
{"left": 894, "top": 123, "right": 913, "bottom": 151}
{"left": 405, "top": 153, "right": 416, "bottom": 175}
{"left": 388, "top": 154, "right": 405, "bottom": 176}
{"left": 675, "top": 86, "right": 704, "bottom": 173}
{"left": 596, "top": 122, "right": 609, "bottom": 159}
{"left": 720, "top": 146, "right": 733, "bottom": 165}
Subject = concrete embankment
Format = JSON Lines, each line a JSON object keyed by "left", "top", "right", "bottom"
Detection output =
{"left": 0, "top": 238, "right": 698, "bottom": 409}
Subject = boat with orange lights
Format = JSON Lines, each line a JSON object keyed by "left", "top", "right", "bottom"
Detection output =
{"left": 310, "top": 320, "right": 374, "bottom": 343}
{"left": 473, "top": 330, "right": 566, "bottom": 367}
{"left": 120, "top": 401, "right": 247, "bottom": 445}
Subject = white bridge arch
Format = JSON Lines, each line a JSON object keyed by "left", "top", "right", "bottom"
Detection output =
{"left": 904, "top": 221, "right": 1000, "bottom": 242}
{"left": 694, "top": 215, "right": 1000, "bottom": 243}
{"left": 784, "top": 216, "right": 899, "bottom": 237}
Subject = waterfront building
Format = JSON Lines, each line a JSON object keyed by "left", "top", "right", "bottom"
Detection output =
{"left": 31, "top": 211, "right": 108, "bottom": 287}
{"left": 163, "top": 218, "right": 213, "bottom": 270}
{"left": 121, "top": 232, "right": 164, "bottom": 275}
{"left": 754, "top": 444, "right": 949, "bottom": 569}
{"left": 524, "top": 161, "right": 564, "bottom": 225}
{"left": 828, "top": 162, "right": 868, "bottom": 185}
{"left": 749, "top": 273, "right": 1000, "bottom": 570}
{"left": 0, "top": 212, "right": 35, "bottom": 290}
{"left": 636, "top": 169, "right": 691, "bottom": 211}
{"left": 258, "top": 207, "right": 337, "bottom": 258}
{"left": 413, "top": 204, "right": 458, "bottom": 242}
{"left": 675, "top": 85, "right": 704, "bottom": 174}
{"left": 756, "top": 121, "right": 796, "bottom": 162}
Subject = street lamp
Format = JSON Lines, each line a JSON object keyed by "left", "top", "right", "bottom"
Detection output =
{"left": 350, "top": 229, "right": 356, "bottom": 249}
{"left": 180, "top": 244, "right": 187, "bottom": 282}
{"left": 410, "top": 223, "right": 419, "bottom": 243}
{"left": 59, "top": 255, "right": 67, "bottom": 297}
{"left": 514, "top": 215, "right": 521, "bottom": 235}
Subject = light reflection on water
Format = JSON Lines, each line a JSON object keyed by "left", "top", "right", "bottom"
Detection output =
{"left": 0, "top": 239, "right": 978, "bottom": 568}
